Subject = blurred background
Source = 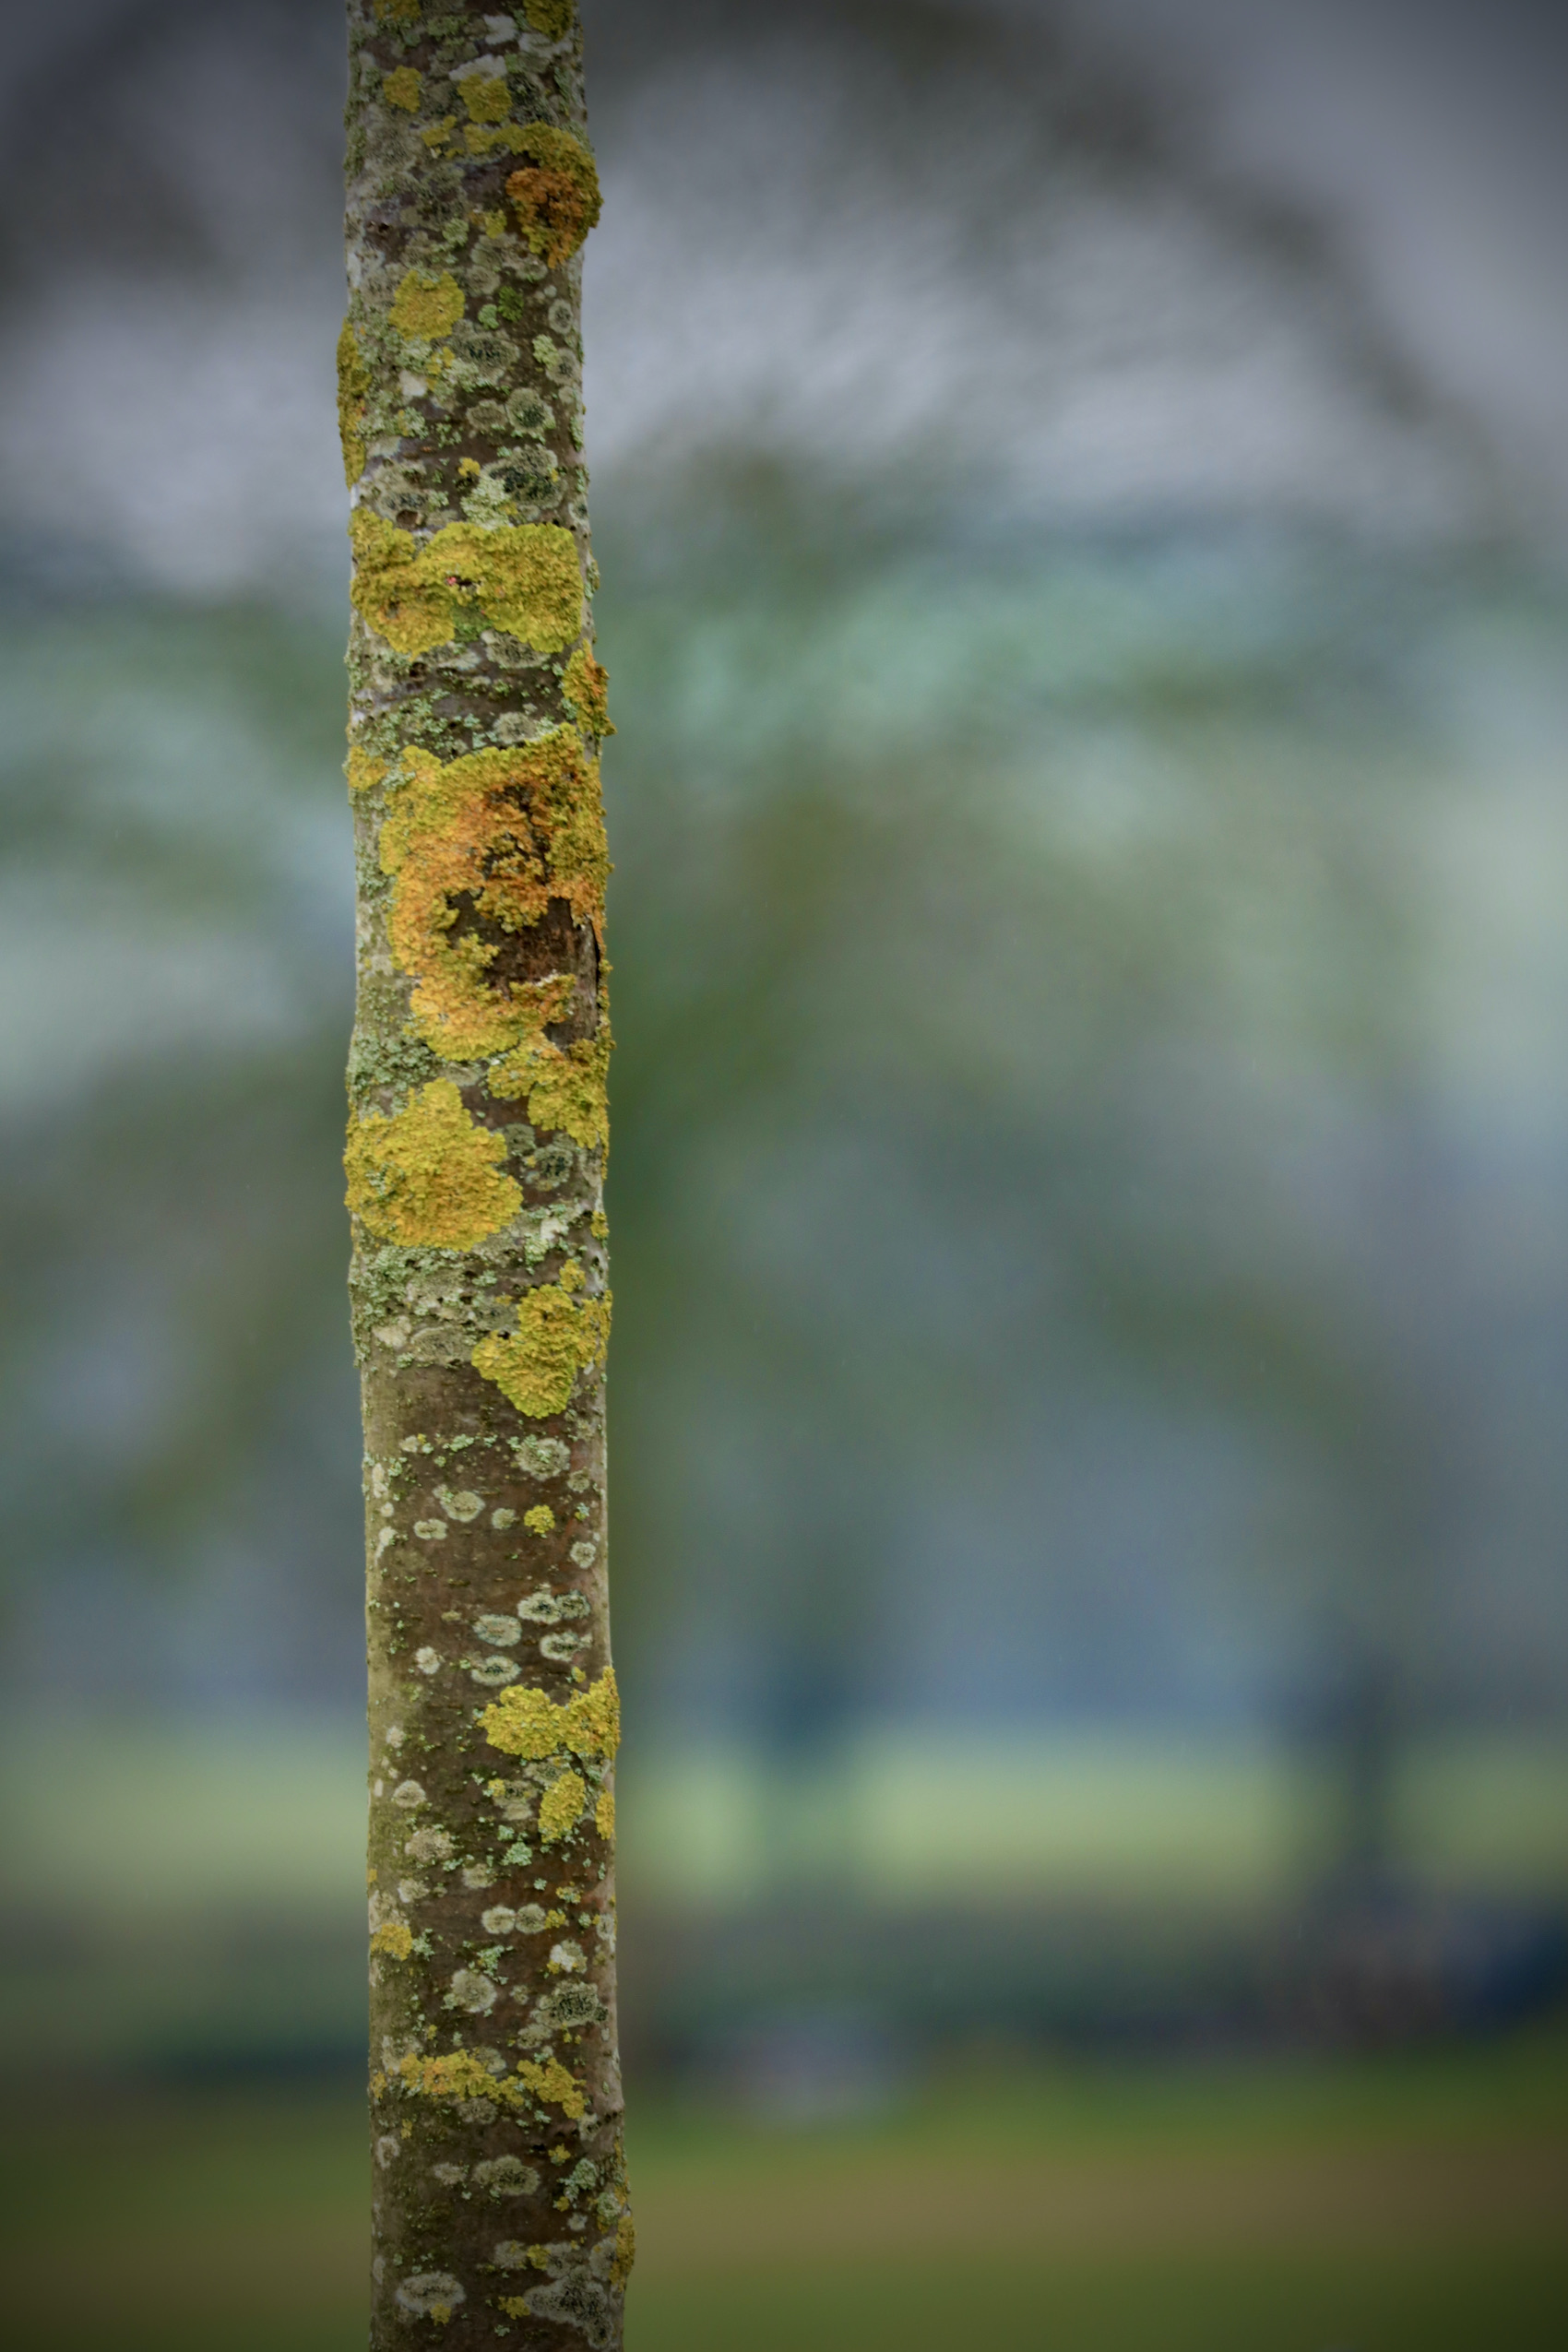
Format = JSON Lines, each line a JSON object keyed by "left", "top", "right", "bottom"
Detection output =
{"left": 2, "top": 0, "right": 1566, "bottom": 2345}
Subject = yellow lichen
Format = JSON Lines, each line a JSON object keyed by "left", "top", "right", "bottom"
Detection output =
{"left": 481, "top": 1667, "right": 620, "bottom": 1763}
{"left": 611, "top": 2214, "right": 636, "bottom": 2287}
{"left": 376, "top": 730, "right": 605, "bottom": 1067}
{"left": 383, "top": 65, "right": 422, "bottom": 111}
{"left": 524, "top": 1503, "right": 555, "bottom": 1534}
{"left": 389, "top": 268, "right": 465, "bottom": 341}
{"left": 505, "top": 126, "right": 600, "bottom": 269}
{"left": 561, "top": 644, "right": 613, "bottom": 739}
{"left": 422, "top": 115, "right": 456, "bottom": 149}
{"left": 395, "top": 2050, "right": 530, "bottom": 2111}
{"left": 517, "top": 2056, "right": 587, "bottom": 2120}
{"left": 458, "top": 73, "right": 511, "bottom": 125}
{"left": 499, "top": 2300, "right": 529, "bottom": 2320}
{"left": 337, "top": 320, "right": 369, "bottom": 485}
{"left": 345, "top": 1080, "right": 520, "bottom": 1250}
{"left": 489, "top": 1024, "right": 611, "bottom": 1154}
{"left": 594, "top": 1786, "right": 614, "bottom": 1839}
{"left": 376, "top": 0, "right": 422, "bottom": 20}
{"left": 525, "top": 0, "right": 576, "bottom": 35}
{"left": 349, "top": 512, "right": 584, "bottom": 657}
{"left": 471, "top": 1280, "right": 611, "bottom": 1417}
{"left": 346, "top": 743, "right": 387, "bottom": 795}
{"left": 371, "top": 1920, "right": 414, "bottom": 1959}
{"left": 539, "top": 1769, "right": 586, "bottom": 1842}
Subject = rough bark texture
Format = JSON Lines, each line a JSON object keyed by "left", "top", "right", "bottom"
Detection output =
{"left": 341, "top": 6, "right": 626, "bottom": 2344}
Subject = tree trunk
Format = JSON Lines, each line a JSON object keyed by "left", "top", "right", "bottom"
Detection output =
{"left": 341, "top": 6, "right": 626, "bottom": 2343}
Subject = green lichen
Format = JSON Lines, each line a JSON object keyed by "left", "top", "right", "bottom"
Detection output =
{"left": 349, "top": 512, "right": 583, "bottom": 656}
{"left": 506, "top": 127, "right": 601, "bottom": 269}
{"left": 389, "top": 267, "right": 466, "bottom": 341}
{"left": 345, "top": 1079, "right": 521, "bottom": 1249}
{"left": 470, "top": 1265, "right": 611, "bottom": 1417}
{"left": 337, "top": 320, "right": 369, "bottom": 485}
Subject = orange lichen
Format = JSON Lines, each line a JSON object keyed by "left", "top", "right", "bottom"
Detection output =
{"left": 376, "top": 729, "right": 605, "bottom": 1066}
{"left": 505, "top": 126, "right": 600, "bottom": 268}
{"left": 349, "top": 512, "right": 583, "bottom": 656}
{"left": 480, "top": 1667, "right": 620, "bottom": 1763}
{"left": 470, "top": 1277, "right": 611, "bottom": 1417}
{"left": 561, "top": 643, "right": 613, "bottom": 739}
{"left": 345, "top": 1080, "right": 520, "bottom": 1249}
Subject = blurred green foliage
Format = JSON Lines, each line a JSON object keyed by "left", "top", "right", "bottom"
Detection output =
{"left": 4, "top": 494, "right": 1568, "bottom": 1775}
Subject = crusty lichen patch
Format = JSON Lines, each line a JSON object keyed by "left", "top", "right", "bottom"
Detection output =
{"left": 385, "top": 2049, "right": 585, "bottom": 2122}
{"left": 506, "top": 126, "right": 601, "bottom": 268}
{"left": 383, "top": 64, "right": 422, "bottom": 112}
{"left": 349, "top": 512, "right": 583, "bottom": 656}
{"left": 337, "top": 320, "right": 369, "bottom": 486}
{"left": 378, "top": 729, "right": 606, "bottom": 1063}
{"left": 539, "top": 1769, "right": 587, "bottom": 1842}
{"left": 470, "top": 1265, "right": 611, "bottom": 1416}
{"left": 345, "top": 1079, "right": 520, "bottom": 1248}
{"left": 346, "top": 742, "right": 387, "bottom": 795}
{"left": 389, "top": 267, "right": 466, "bottom": 341}
{"left": 490, "top": 1023, "right": 611, "bottom": 1153}
{"left": 481, "top": 1667, "right": 620, "bottom": 1763}
{"left": 524, "top": 0, "right": 576, "bottom": 36}
{"left": 562, "top": 643, "right": 613, "bottom": 740}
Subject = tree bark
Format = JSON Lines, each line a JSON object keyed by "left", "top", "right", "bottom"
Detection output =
{"left": 342, "top": 6, "right": 626, "bottom": 2343}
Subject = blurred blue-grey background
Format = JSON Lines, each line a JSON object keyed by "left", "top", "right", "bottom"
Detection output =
{"left": 2, "top": 4, "right": 1566, "bottom": 2346}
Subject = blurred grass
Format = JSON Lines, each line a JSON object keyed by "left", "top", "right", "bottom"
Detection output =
{"left": 3, "top": 2025, "right": 1563, "bottom": 2350}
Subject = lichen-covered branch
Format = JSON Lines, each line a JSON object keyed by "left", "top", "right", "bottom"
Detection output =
{"left": 342, "top": 6, "right": 625, "bottom": 2343}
